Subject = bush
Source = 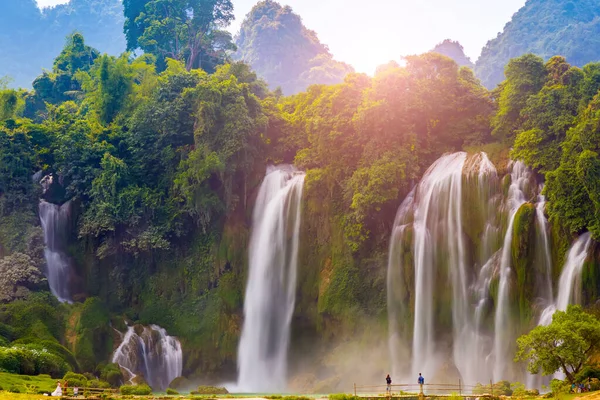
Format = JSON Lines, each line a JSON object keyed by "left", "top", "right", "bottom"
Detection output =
{"left": 120, "top": 384, "right": 152, "bottom": 395}
{"left": 329, "top": 395, "right": 360, "bottom": 400}
{"left": 550, "top": 379, "right": 570, "bottom": 395}
{"left": 63, "top": 371, "right": 88, "bottom": 387}
{"left": 191, "top": 385, "right": 229, "bottom": 395}
{"left": 8, "top": 384, "right": 21, "bottom": 393}
{"left": 167, "top": 388, "right": 179, "bottom": 395}
{"left": 169, "top": 376, "right": 192, "bottom": 391}
{"left": 100, "top": 363, "right": 123, "bottom": 387}
{"left": 0, "top": 345, "right": 69, "bottom": 377}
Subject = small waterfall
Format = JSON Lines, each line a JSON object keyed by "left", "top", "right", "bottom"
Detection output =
{"left": 493, "top": 161, "right": 530, "bottom": 382}
{"left": 39, "top": 200, "right": 72, "bottom": 302}
{"left": 539, "top": 233, "right": 592, "bottom": 326}
{"left": 237, "top": 165, "right": 306, "bottom": 392}
{"left": 111, "top": 324, "right": 183, "bottom": 391}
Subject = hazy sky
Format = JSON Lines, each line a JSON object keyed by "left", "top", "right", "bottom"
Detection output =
{"left": 36, "top": 0, "right": 526, "bottom": 74}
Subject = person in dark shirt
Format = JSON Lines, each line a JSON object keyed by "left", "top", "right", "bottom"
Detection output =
{"left": 386, "top": 374, "right": 392, "bottom": 393}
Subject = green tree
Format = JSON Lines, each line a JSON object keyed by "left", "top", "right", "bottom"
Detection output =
{"left": 491, "top": 54, "right": 546, "bottom": 141}
{"left": 515, "top": 305, "right": 600, "bottom": 382}
{"left": 123, "top": 0, "right": 235, "bottom": 72}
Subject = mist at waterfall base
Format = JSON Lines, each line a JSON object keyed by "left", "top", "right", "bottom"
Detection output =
{"left": 236, "top": 165, "right": 306, "bottom": 392}
{"left": 387, "top": 152, "right": 593, "bottom": 387}
{"left": 111, "top": 324, "right": 183, "bottom": 391}
{"left": 39, "top": 200, "right": 72, "bottom": 303}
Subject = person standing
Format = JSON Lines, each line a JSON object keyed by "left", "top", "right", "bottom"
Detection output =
{"left": 386, "top": 374, "right": 392, "bottom": 394}
{"left": 418, "top": 373, "right": 424, "bottom": 385}
{"left": 51, "top": 381, "right": 62, "bottom": 397}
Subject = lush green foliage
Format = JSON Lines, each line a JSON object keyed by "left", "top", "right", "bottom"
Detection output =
{"left": 0, "top": 345, "right": 69, "bottom": 377}
{"left": 0, "top": 0, "right": 125, "bottom": 89}
{"left": 120, "top": 383, "right": 152, "bottom": 395}
{"left": 515, "top": 305, "right": 600, "bottom": 382}
{"left": 233, "top": 0, "right": 354, "bottom": 95}
{"left": 475, "top": 0, "right": 600, "bottom": 89}
{"left": 123, "top": 0, "right": 235, "bottom": 72}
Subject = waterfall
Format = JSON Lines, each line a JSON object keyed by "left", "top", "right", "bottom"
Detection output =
{"left": 535, "top": 191, "right": 553, "bottom": 307}
{"left": 237, "top": 165, "right": 306, "bottom": 392}
{"left": 39, "top": 200, "right": 72, "bottom": 302}
{"left": 111, "top": 324, "right": 183, "bottom": 391}
{"left": 387, "top": 188, "right": 415, "bottom": 378}
{"left": 388, "top": 153, "right": 547, "bottom": 385}
{"left": 538, "top": 233, "right": 592, "bottom": 326}
{"left": 493, "top": 161, "right": 530, "bottom": 382}
{"left": 411, "top": 152, "right": 467, "bottom": 379}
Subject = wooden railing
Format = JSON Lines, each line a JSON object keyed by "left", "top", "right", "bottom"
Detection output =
{"left": 353, "top": 381, "right": 498, "bottom": 397}
{"left": 61, "top": 387, "right": 118, "bottom": 398}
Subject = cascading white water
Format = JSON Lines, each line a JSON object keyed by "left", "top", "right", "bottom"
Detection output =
{"left": 493, "top": 161, "right": 530, "bottom": 382}
{"left": 387, "top": 188, "right": 415, "bottom": 378}
{"left": 39, "top": 200, "right": 72, "bottom": 302}
{"left": 237, "top": 165, "right": 306, "bottom": 392}
{"left": 411, "top": 152, "right": 467, "bottom": 380}
{"left": 538, "top": 233, "right": 592, "bottom": 326}
{"left": 388, "top": 153, "right": 551, "bottom": 385}
{"left": 535, "top": 192, "right": 553, "bottom": 307}
{"left": 111, "top": 324, "right": 183, "bottom": 391}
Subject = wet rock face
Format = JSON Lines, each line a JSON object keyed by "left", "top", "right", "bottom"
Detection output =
{"left": 39, "top": 174, "right": 67, "bottom": 205}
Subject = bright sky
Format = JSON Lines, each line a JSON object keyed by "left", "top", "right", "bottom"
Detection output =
{"left": 37, "top": 0, "right": 526, "bottom": 74}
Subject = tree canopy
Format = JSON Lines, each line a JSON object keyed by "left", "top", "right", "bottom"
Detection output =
{"left": 515, "top": 305, "right": 600, "bottom": 382}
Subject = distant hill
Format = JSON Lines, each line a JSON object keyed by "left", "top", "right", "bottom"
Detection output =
{"left": 431, "top": 40, "right": 474, "bottom": 69}
{"left": 475, "top": 0, "right": 600, "bottom": 89}
{"left": 233, "top": 0, "right": 353, "bottom": 95}
{"left": 0, "top": 0, "right": 125, "bottom": 88}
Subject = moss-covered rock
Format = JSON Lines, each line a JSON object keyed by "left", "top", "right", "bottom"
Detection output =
{"left": 511, "top": 202, "right": 536, "bottom": 323}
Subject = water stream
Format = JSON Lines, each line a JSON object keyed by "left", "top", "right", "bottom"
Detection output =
{"left": 237, "top": 165, "right": 306, "bottom": 392}
{"left": 39, "top": 200, "right": 72, "bottom": 302}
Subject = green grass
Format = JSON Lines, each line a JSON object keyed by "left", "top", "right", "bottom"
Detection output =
{"left": 0, "top": 372, "right": 57, "bottom": 394}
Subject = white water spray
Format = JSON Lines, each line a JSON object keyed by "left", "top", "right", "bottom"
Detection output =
{"left": 237, "top": 165, "right": 306, "bottom": 392}
{"left": 111, "top": 324, "right": 183, "bottom": 391}
{"left": 39, "top": 200, "right": 72, "bottom": 302}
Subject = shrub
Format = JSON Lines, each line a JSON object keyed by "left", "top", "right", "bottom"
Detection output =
{"left": 63, "top": 371, "right": 88, "bottom": 387}
{"left": 550, "top": 379, "right": 570, "bottom": 395}
{"left": 0, "top": 345, "right": 69, "bottom": 377}
{"left": 120, "top": 384, "right": 152, "bottom": 395}
{"left": 166, "top": 388, "right": 179, "bottom": 395}
{"left": 329, "top": 395, "right": 360, "bottom": 400}
{"left": 169, "top": 375, "right": 192, "bottom": 391}
{"left": 100, "top": 363, "right": 123, "bottom": 387}
{"left": 191, "top": 385, "right": 229, "bottom": 394}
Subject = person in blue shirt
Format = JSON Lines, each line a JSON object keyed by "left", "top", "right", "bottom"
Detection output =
{"left": 418, "top": 373, "right": 424, "bottom": 385}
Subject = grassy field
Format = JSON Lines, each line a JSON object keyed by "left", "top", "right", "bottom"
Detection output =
{"left": 0, "top": 372, "right": 57, "bottom": 394}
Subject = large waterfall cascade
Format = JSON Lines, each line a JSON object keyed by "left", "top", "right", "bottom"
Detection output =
{"left": 237, "top": 165, "right": 306, "bottom": 392}
{"left": 386, "top": 152, "right": 583, "bottom": 386}
{"left": 111, "top": 324, "right": 183, "bottom": 391}
{"left": 39, "top": 200, "right": 72, "bottom": 302}
{"left": 493, "top": 161, "right": 531, "bottom": 382}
